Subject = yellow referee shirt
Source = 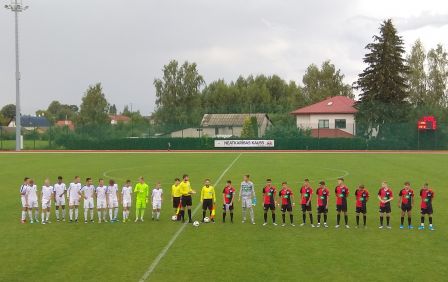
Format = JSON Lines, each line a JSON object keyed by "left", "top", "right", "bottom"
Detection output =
{"left": 171, "top": 184, "right": 182, "bottom": 198}
{"left": 179, "top": 180, "right": 192, "bottom": 196}
{"left": 200, "top": 185, "right": 216, "bottom": 202}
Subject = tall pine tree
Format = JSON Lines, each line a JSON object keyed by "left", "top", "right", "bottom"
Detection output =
{"left": 356, "top": 19, "right": 409, "bottom": 137}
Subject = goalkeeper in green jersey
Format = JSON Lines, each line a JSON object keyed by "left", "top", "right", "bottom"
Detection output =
{"left": 134, "top": 177, "right": 149, "bottom": 222}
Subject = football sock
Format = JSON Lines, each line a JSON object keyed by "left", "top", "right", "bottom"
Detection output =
{"left": 34, "top": 210, "right": 39, "bottom": 221}
{"left": 69, "top": 209, "right": 73, "bottom": 220}
{"left": 356, "top": 215, "right": 359, "bottom": 225}
{"left": 230, "top": 213, "right": 233, "bottom": 222}
{"left": 46, "top": 211, "right": 50, "bottom": 221}
{"left": 401, "top": 217, "right": 404, "bottom": 225}
{"left": 114, "top": 208, "right": 118, "bottom": 219}
{"left": 310, "top": 214, "right": 314, "bottom": 224}
{"left": 109, "top": 209, "right": 113, "bottom": 220}
{"left": 74, "top": 208, "right": 78, "bottom": 220}
{"left": 380, "top": 216, "right": 384, "bottom": 226}
{"left": 317, "top": 214, "right": 321, "bottom": 223}
{"left": 386, "top": 216, "right": 390, "bottom": 226}
{"left": 156, "top": 211, "right": 160, "bottom": 220}
{"left": 344, "top": 215, "right": 348, "bottom": 225}
{"left": 242, "top": 208, "right": 246, "bottom": 219}
{"left": 408, "top": 217, "right": 411, "bottom": 226}
{"left": 28, "top": 210, "right": 33, "bottom": 221}
{"left": 84, "top": 210, "right": 88, "bottom": 220}
{"left": 337, "top": 214, "right": 340, "bottom": 225}
{"left": 282, "top": 214, "right": 286, "bottom": 223}
{"left": 363, "top": 215, "right": 366, "bottom": 225}
{"left": 302, "top": 213, "right": 306, "bottom": 223}
{"left": 249, "top": 208, "right": 254, "bottom": 222}
{"left": 324, "top": 214, "right": 327, "bottom": 223}
{"left": 98, "top": 211, "right": 102, "bottom": 220}
{"left": 187, "top": 209, "right": 192, "bottom": 221}
{"left": 90, "top": 209, "right": 94, "bottom": 220}
{"left": 141, "top": 209, "right": 145, "bottom": 219}
{"left": 41, "top": 212, "right": 45, "bottom": 222}
{"left": 21, "top": 211, "right": 26, "bottom": 221}
{"left": 55, "top": 209, "right": 60, "bottom": 219}
{"left": 272, "top": 213, "right": 276, "bottom": 223}
{"left": 264, "top": 213, "right": 267, "bottom": 222}
{"left": 290, "top": 214, "right": 293, "bottom": 223}
{"left": 202, "top": 211, "right": 206, "bottom": 220}
{"left": 421, "top": 216, "right": 424, "bottom": 225}
{"left": 62, "top": 209, "right": 65, "bottom": 219}
{"left": 223, "top": 213, "right": 226, "bottom": 222}
{"left": 429, "top": 217, "right": 432, "bottom": 224}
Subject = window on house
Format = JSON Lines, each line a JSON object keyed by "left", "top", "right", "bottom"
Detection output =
{"left": 215, "top": 127, "right": 219, "bottom": 135}
{"left": 335, "top": 119, "right": 346, "bottom": 129}
{"left": 318, "top": 119, "right": 329, "bottom": 129}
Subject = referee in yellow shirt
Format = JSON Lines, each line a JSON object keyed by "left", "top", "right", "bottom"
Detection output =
{"left": 179, "top": 174, "right": 196, "bottom": 223}
{"left": 200, "top": 179, "right": 216, "bottom": 223}
{"left": 171, "top": 178, "right": 181, "bottom": 220}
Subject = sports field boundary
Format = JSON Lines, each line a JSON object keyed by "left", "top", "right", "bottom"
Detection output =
{"left": 1, "top": 149, "right": 448, "bottom": 154}
{"left": 138, "top": 153, "right": 243, "bottom": 282}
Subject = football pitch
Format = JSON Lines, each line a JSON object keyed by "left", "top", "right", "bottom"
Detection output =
{"left": 1, "top": 151, "right": 447, "bottom": 282}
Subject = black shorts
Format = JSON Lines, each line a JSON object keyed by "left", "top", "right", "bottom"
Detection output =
{"left": 317, "top": 206, "right": 328, "bottom": 214}
{"left": 202, "top": 199, "right": 213, "bottom": 210}
{"left": 421, "top": 207, "right": 433, "bottom": 215}
{"left": 222, "top": 203, "right": 234, "bottom": 211}
{"left": 301, "top": 204, "right": 312, "bottom": 212}
{"left": 172, "top": 197, "right": 181, "bottom": 209}
{"left": 263, "top": 203, "right": 275, "bottom": 211}
{"left": 336, "top": 204, "right": 347, "bottom": 212}
{"left": 281, "top": 204, "right": 292, "bottom": 212}
{"left": 181, "top": 195, "right": 192, "bottom": 207}
{"left": 401, "top": 205, "right": 412, "bottom": 212}
{"left": 356, "top": 206, "right": 367, "bottom": 214}
{"left": 379, "top": 205, "right": 391, "bottom": 213}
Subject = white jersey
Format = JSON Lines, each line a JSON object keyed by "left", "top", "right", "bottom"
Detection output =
{"left": 240, "top": 181, "right": 255, "bottom": 199}
{"left": 28, "top": 185, "right": 38, "bottom": 201}
{"left": 152, "top": 188, "right": 163, "bottom": 202}
{"left": 20, "top": 184, "right": 29, "bottom": 198}
{"left": 122, "top": 186, "right": 132, "bottom": 200}
{"left": 68, "top": 182, "right": 82, "bottom": 200}
{"left": 42, "top": 185, "right": 54, "bottom": 201}
{"left": 53, "top": 183, "right": 67, "bottom": 198}
{"left": 107, "top": 184, "right": 118, "bottom": 200}
{"left": 81, "top": 185, "right": 95, "bottom": 199}
{"left": 96, "top": 185, "right": 108, "bottom": 200}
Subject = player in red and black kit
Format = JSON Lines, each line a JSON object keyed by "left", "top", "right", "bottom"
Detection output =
{"left": 262, "top": 179, "right": 277, "bottom": 226}
{"left": 377, "top": 181, "right": 394, "bottom": 229}
{"left": 398, "top": 181, "right": 414, "bottom": 229}
{"left": 300, "top": 179, "right": 314, "bottom": 227}
{"left": 355, "top": 184, "right": 369, "bottom": 228}
{"left": 279, "top": 182, "right": 295, "bottom": 226}
{"left": 316, "top": 181, "right": 329, "bottom": 228}
{"left": 419, "top": 183, "right": 435, "bottom": 231}
{"left": 335, "top": 178, "right": 350, "bottom": 228}
{"left": 222, "top": 180, "right": 236, "bottom": 223}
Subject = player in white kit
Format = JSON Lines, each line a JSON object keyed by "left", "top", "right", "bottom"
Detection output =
{"left": 27, "top": 179, "right": 40, "bottom": 223}
{"left": 121, "top": 180, "right": 132, "bottom": 223}
{"left": 19, "top": 177, "right": 30, "bottom": 223}
{"left": 151, "top": 182, "right": 163, "bottom": 221}
{"left": 53, "top": 176, "right": 67, "bottom": 222}
{"left": 41, "top": 178, "right": 54, "bottom": 224}
{"left": 107, "top": 179, "right": 119, "bottom": 222}
{"left": 68, "top": 176, "right": 82, "bottom": 223}
{"left": 239, "top": 175, "right": 256, "bottom": 224}
{"left": 81, "top": 178, "right": 95, "bottom": 223}
{"left": 96, "top": 179, "right": 108, "bottom": 223}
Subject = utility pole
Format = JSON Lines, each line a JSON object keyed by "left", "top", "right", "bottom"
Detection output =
{"left": 5, "top": 0, "right": 28, "bottom": 151}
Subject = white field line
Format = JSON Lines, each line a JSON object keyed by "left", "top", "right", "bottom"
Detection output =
{"left": 138, "top": 153, "right": 243, "bottom": 282}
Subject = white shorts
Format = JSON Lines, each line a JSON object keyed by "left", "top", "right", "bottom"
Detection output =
{"left": 242, "top": 198, "right": 253, "bottom": 208}
{"left": 55, "top": 196, "right": 66, "bottom": 206}
{"left": 152, "top": 201, "right": 162, "bottom": 210}
{"left": 69, "top": 198, "right": 80, "bottom": 206}
{"left": 97, "top": 199, "right": 107, "bottom": 209}
{"left": 123, "top": 198, "right": 131, "bottom": 208}
{"left": 84, "top": 198, "right": 94, "bottom": 209}
{"left": 108, "top": 199, "right": 118, "bottom": 208}
{"left": 42, "top": 199, "right": 52, "bottom": 209}
{"left": 29, "top": 199, "right": 39, "bottom": 208}
{"left": 21, "top": 197, "right": 28, "bottom": 208}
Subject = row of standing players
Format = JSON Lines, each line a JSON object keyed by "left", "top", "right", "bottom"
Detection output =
{"left": 19, "top": 174, "right": 435, "bottom": 230}
{"left": 173, "top": 175, "right": 435, "bottom": 230}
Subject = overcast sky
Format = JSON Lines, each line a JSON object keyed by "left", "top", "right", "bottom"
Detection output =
{"left": 1, "top": 0, "right": 447, "bottom": 116}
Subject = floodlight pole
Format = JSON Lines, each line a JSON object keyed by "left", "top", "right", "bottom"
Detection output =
{"left": 5, "top": 0, "right": 28, "bottom": 151}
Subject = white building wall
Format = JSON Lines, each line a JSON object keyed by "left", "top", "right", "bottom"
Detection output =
{"left": 296, "top": 114, "right": 356, "bottom": 135}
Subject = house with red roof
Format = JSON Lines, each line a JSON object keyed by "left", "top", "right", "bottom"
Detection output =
{"left": 291, "top": 96, "right": 358, "bottom": 138}
{"left": 109, "top": 115, "right": 131, "bottom": 125}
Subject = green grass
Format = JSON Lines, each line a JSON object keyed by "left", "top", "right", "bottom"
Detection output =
{"left": 1, "top": 152, "right": 447, "bottom": 282}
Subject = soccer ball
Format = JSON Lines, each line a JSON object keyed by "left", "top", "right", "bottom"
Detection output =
{"left": 171, "top": 215, "right": 178, "bottom": 221}
{"left": 203, "top": 217, "right": 210, "bottom": 223}
{"left": 192, "top": 221, "right": 200, "bottom": 227}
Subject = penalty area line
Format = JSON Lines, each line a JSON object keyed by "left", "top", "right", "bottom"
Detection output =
{"left": 138, "top": 153, "right": 243, "bottom": 282}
